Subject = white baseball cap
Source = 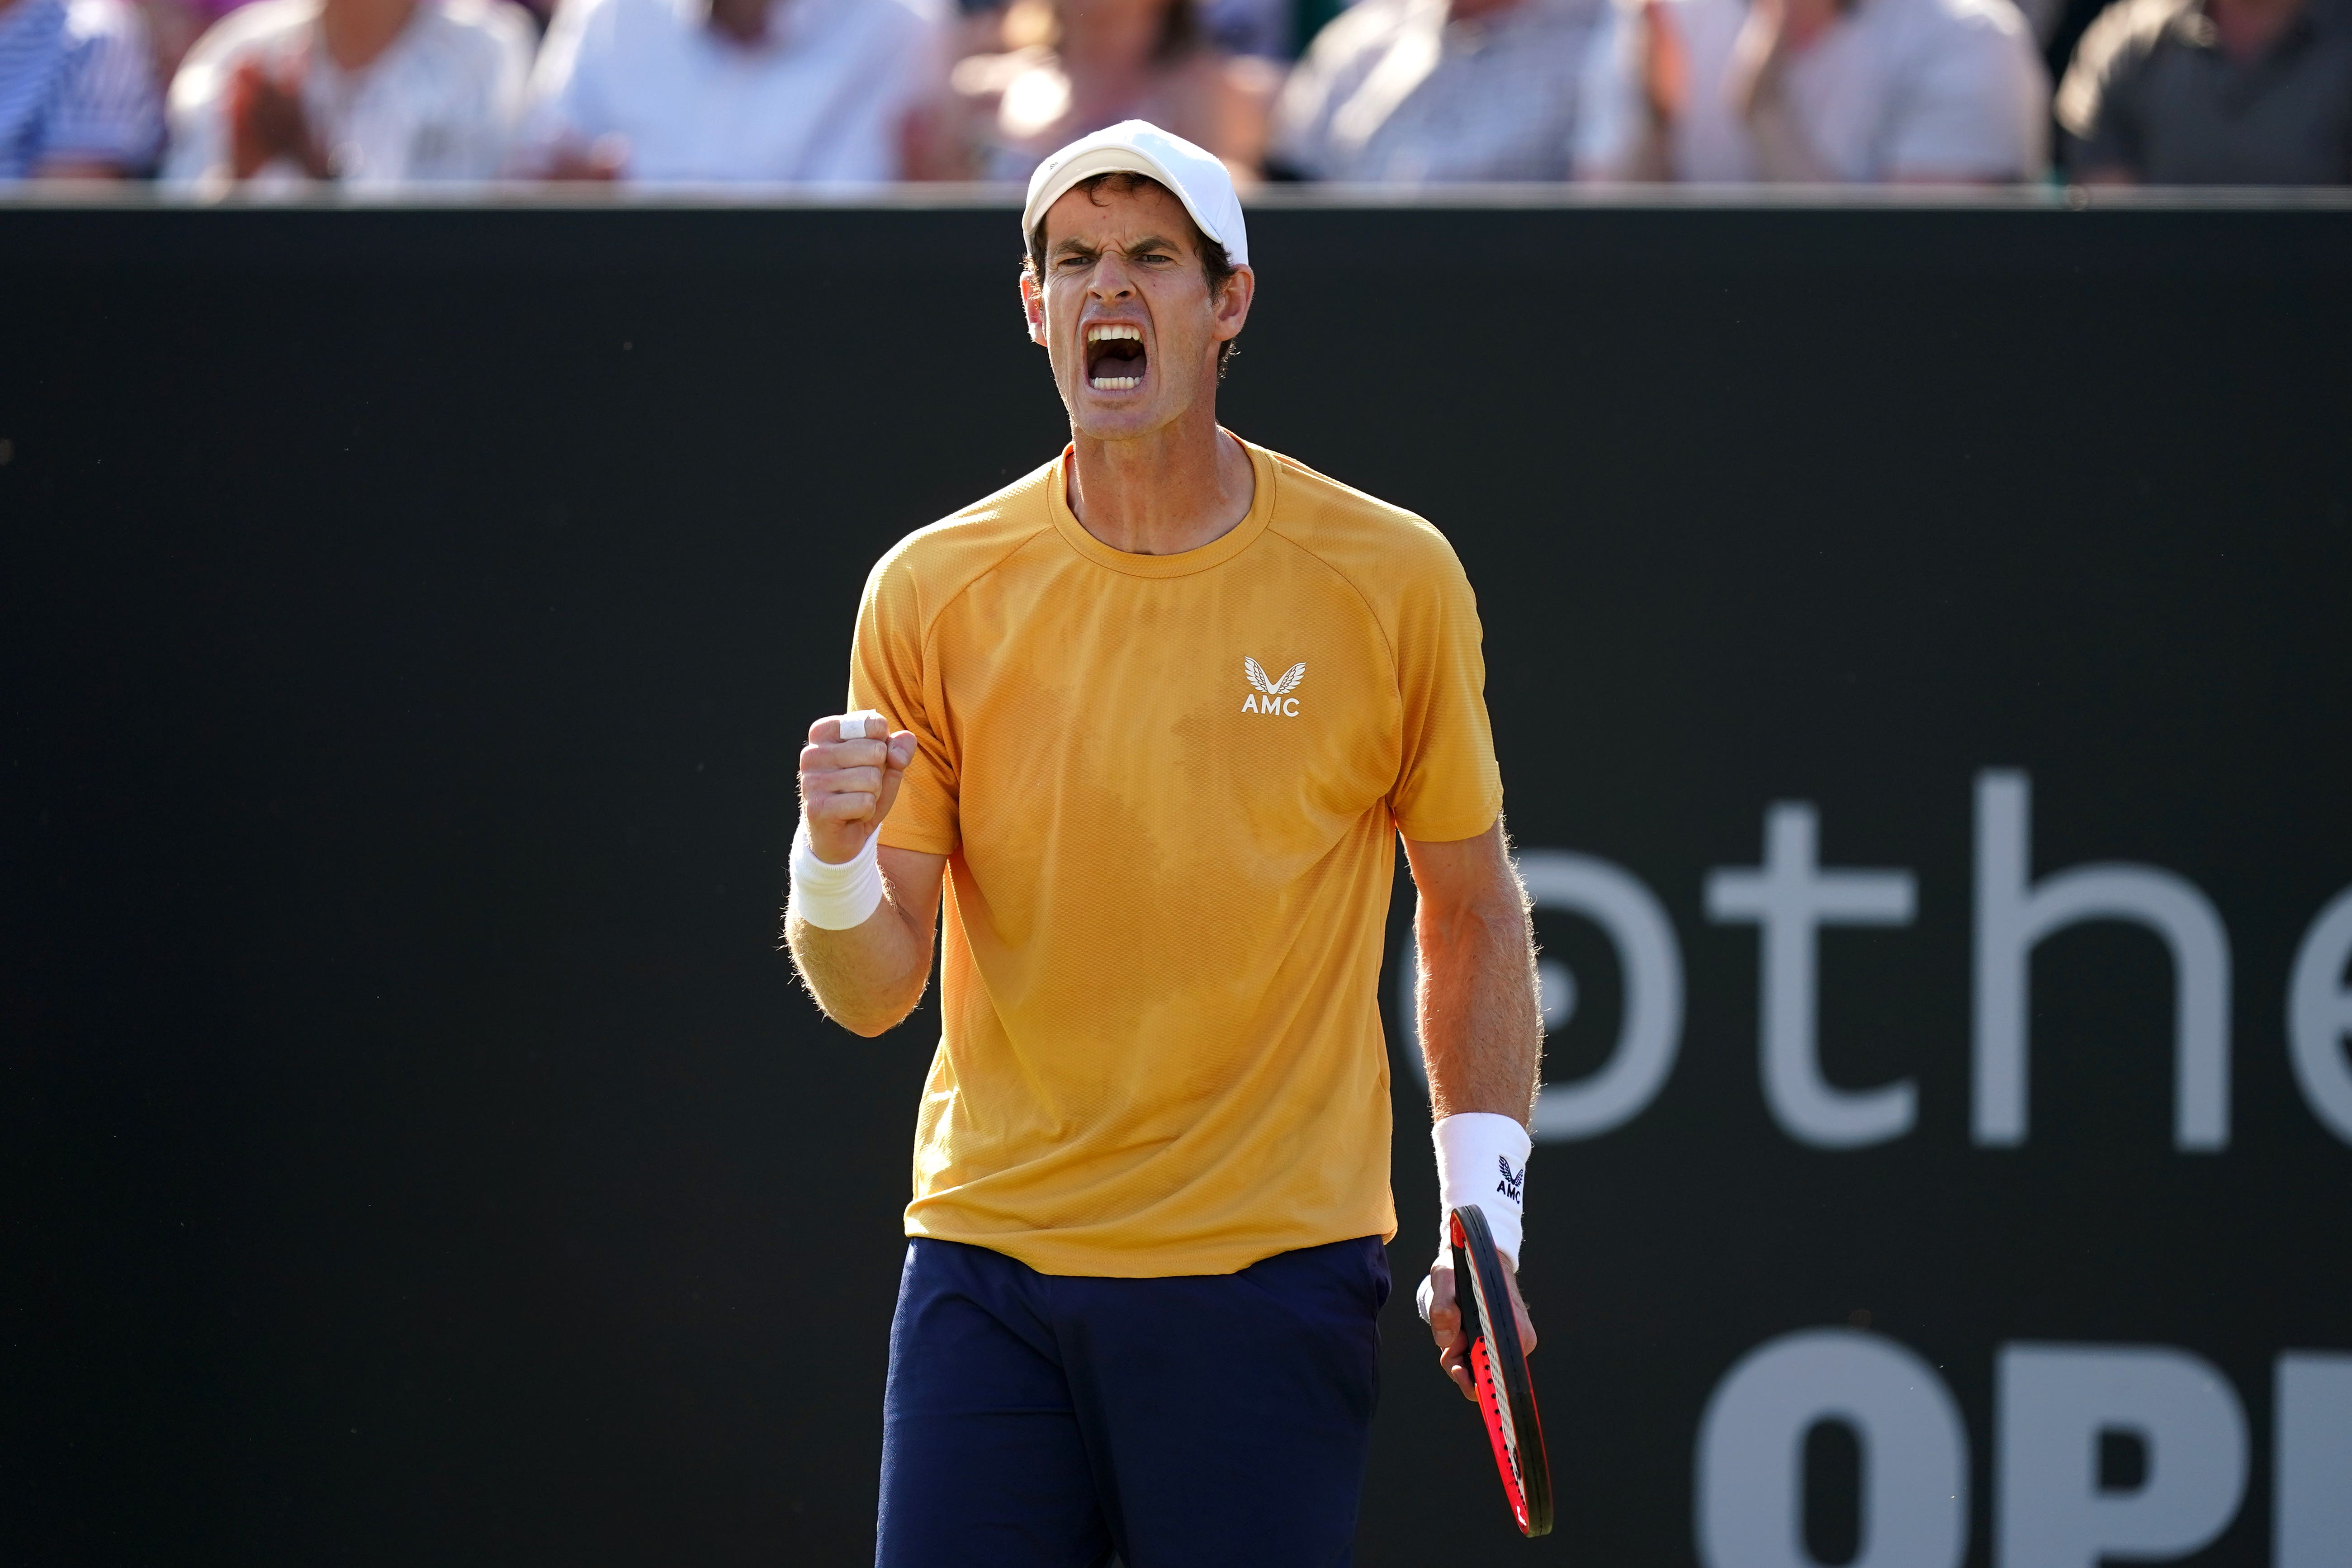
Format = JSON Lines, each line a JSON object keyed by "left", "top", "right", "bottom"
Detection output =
{"left": 1021, "top": 120, "right": 1249, "bottom": 269}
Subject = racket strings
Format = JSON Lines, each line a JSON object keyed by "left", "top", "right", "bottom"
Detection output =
{"left": 1471, "top": 1339, "right": 1531, "bottom": 1526}
{"left": 1469, "top": 1273, "right": 1524, "bottom": 1464}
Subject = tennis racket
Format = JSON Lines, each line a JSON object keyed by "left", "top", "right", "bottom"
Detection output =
{"left": 1451, "top": 1203, "right": 1553, "bottom": 1537}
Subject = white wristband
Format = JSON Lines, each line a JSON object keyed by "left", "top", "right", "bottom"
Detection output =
{"left": 789, "top": 820, "right": 885, "bottom": 931}
{"left": 1434, "top": 1112, "right": 1531, "bottom": 1270}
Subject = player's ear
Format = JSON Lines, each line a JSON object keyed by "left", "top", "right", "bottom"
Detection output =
{"left": 1019, "top": 265, "right": 1047, "bottom": 348}
{"left": 1211, "top": 264, "right": 1255, "bottom": 345}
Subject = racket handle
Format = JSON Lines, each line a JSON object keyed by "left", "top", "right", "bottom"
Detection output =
{"left": 1451, "top": 1207, "right": 1483, "bottom": 1348}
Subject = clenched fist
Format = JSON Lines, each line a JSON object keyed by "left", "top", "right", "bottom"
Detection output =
{"left": 800, "top": 711, "right": 918, "bottom": 864}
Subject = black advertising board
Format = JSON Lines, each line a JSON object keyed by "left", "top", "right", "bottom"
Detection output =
{"left": 2, "top": 201, "right": 2347, "bottom": 1565}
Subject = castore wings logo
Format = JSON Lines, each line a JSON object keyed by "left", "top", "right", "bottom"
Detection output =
{"left": 1243, "top": 658, "right": 1306, "bottom": 716}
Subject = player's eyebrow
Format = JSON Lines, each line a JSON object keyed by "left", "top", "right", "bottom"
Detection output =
{"left": 1052, "top": 234, "right": 1189, "bottom": 262}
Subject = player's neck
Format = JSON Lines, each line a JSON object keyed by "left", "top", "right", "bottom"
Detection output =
{"left": 1066, "top": 414, "right": 1254, "bottom": 558}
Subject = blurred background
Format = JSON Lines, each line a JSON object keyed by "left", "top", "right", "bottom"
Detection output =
{"left": 4, "top": 0, "right": 2352, "bottom": 1557}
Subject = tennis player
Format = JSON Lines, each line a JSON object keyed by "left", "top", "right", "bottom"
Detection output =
{"left": 785, "top": 121, "right": 1545, "bottom": 1564}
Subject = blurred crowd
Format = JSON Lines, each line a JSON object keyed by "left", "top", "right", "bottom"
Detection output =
{"left": 2, "top": 0, "right": 2347, "bottom": 188}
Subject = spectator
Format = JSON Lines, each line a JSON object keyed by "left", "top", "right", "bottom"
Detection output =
{"left": 1574, "top": 0, "right": 2050, "bottom": 182}
{"left": 0, "top": 0, "right": 162, "bottom": 178}
{"left": 163, "top": 0, "right": 532, "bottom": 189}
{"left": 138, "top": 0, "right": 232, "bottom": 88}
{"left": 1197, "top": 0, "right": 1294, "bottom": 53}
{"left": 930, "top": 0, "right": 1270, "bottom": 181}
{"left": 2057, "top": 0, "right": 2352, "bottom": 182}
{"left": 1268, "top": 0, "right": 1603, "bottom": 182}
{"left": 520, "top": 0, "right": 946, "bottom": 183}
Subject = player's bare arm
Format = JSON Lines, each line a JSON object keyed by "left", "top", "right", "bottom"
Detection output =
{"left": 1405, "top": 820, "right": 1545, "bottom": 1400}
{"left": 785, "top": 714, "right": 948, "bottom": 1037}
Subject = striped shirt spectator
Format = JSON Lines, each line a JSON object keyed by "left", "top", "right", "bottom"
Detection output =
{"left": 0, "top": 0, "right": 164, "bottom": 177}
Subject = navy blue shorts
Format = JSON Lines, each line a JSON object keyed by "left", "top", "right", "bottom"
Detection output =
{"left": 876, "top": 1235, "right": 1391, "bottom": 1568}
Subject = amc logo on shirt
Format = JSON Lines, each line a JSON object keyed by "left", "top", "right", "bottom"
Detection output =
{"left": 1241, "top": 657, "right": 1306, "bottom": 716}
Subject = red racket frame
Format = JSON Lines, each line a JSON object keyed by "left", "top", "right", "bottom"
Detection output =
{"left": 1451, "top": 1204, "right": 1553, "bottom": 1537}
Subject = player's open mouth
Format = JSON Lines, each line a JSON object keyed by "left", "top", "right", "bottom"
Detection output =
{"left": 1085, "top": 323, "right": 1147, "bottom": 391}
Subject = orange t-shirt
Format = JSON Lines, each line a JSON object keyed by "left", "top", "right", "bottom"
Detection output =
{"left": 849, "top": 436, "right": 1501, "bottom": 1277}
